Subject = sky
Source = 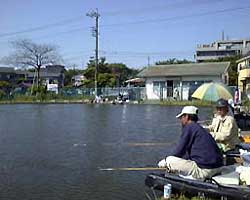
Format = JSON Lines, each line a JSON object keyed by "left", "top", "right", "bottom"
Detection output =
{"left": 0, "top": 0, "right": 250, "bottom": 69}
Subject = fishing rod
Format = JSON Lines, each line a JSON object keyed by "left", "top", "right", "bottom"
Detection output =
{"left": 162, "top": 119, "right": 211, "bottom": 127}
{"left": 99, "top": 167, "right": 167, "bottom": 171}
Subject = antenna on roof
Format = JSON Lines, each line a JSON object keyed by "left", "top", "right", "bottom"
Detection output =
{"left": 222, "top": 30, "right": 225, "bottom": 41}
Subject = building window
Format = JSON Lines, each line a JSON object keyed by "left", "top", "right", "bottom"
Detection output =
{"left": 153, "top": 81, "right": 166, "bottom": 95}
{"left": 238, "top": 64, "right": 242, "bottom": 72}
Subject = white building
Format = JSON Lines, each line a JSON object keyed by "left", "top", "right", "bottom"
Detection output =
{"left": 71, "top": 75, "right": 86, "bottom": 87}
{"left": 138, "top": 62, "right": 230, "bottom": 100}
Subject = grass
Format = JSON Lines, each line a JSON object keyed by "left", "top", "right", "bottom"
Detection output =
{"left": 142, "top": 100, "right": 215, "bottom": 107}
{"left": 0, "top": 94, "right": 94, "bottom": 104}
{"left": 0, "top": 94, "right": 216, "bottom": 107}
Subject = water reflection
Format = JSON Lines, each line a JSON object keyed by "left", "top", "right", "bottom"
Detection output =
{"left": 0, "top": 104, "right": 212, "bottom": 200}
{"left": 121, "top": 104, "right": 127, "bottom": 124}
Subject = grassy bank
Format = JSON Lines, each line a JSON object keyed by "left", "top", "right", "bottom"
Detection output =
{"left": 0, "top": 94, "right": 94, "bottom": 104}
{"left": 142, "top": 100, "right": 215, "bottom": 107}
{"left": 0, "top": 97, "right": 216, "bottom": 107}
{"left": 0, "top": 94, "right": 216, "bottom": 107}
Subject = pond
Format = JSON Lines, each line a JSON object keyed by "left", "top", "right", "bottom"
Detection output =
{"left": 0, "top": 104, "right": 212, "bottom": 200}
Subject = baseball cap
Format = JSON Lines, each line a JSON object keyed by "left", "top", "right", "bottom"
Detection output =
{"left": 176, "top": 106, "right": 198, "bottom": 118}
{"left": 216, "top": 98, "right": 229, "bottom": 108}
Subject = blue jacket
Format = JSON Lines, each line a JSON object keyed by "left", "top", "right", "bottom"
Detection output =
{"left": 173, "top": 122, "right": 223, "bottom": 169}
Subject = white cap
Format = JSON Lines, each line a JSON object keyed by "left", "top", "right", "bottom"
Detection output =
{"left": 176, "top": 106, "right": 198, "bottom": 118}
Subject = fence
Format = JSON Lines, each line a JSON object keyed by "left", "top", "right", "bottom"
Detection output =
{"left": 60, "top": 87, "right": 146, "bottom": 101}
{"left": 6, "top": 87, "right": 146, "bottom": 101}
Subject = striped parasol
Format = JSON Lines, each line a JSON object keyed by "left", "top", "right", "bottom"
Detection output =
{"left": 191, "top": 82, "right": 233, "bottom": 102}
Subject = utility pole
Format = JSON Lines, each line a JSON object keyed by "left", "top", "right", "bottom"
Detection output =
{"left": 147, "top": 56, "right": 150, "bottom": 67}
{"left": 87, "top": 9, "right": 100, "bottom": 96}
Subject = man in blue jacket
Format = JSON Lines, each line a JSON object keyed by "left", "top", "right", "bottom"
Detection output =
{"left": 158, "top": 106, "right": 223, "bottom": 179}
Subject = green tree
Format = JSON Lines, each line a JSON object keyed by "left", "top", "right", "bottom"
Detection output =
{"left": 155, "top": 58, "right": 194, "bottom": 65}
{"left": 82, "top": 57, "right": 140, "bottom": 88}
{"left": 98, "top": 73, "right": 116, "bottom": 87}
{"left": 0, "top": 81, "right": 11, "bottom": 88}
{"left": 200, "top": 55, "right": 242, "bottom": 86}
{"left": 0, "top": 81, "right": 12, "bottom": 98}
{"left": 83, "top": 59, "right": 95, "bottom": 87}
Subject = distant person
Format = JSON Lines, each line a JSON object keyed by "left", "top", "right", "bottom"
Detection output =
{"left": 94, "top": 95, "right": 102, "bottom": 103}
{"left": 234, "top": 89, "right": 239, "bottom": 105}
{"left": 158, "top": 106, "right": 223, "bottom": 179}
{"left": 173, "top": 88, "right": 179, "bottom": 101}
{"left": 227, "top": 98, "right": 235, "bottom": 116}
{"left": 207, "top": 98, "right": 240, "bottom": 152}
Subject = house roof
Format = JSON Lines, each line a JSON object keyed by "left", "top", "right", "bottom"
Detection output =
{"left": 26, "top": 71, "right": 61, "bottom": 78}
{"left": 44, "top": 65, "right": 65, "bottom": 73}
{"left": 15, "top": 70, "right": 29, "bottom": 75}
{"left": 0, "top": 67, "right": 15, "bottom": 73}
{"left": 125, "top": 78, "right": 145, "bottom": 83}
{"left": 236, "top": 55, "right": 250, "bottom": 63}
{"left": 138, "top": 62, "right": 230, "bottom": 78}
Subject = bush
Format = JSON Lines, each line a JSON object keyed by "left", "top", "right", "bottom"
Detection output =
{"left": 0, "top": 90, "right": 6, "bottom": 99}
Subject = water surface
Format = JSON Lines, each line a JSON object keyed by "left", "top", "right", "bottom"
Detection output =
{"left": 0, "top": 104, "right": 212, "bottom": 200}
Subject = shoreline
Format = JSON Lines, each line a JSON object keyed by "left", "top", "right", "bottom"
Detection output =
{"left": 0, "top": 99, "right": 215, "bottom": 106}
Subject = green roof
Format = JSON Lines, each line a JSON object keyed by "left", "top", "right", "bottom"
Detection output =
{"left": 138, "top": 62, "right": 230, "bottom": 77}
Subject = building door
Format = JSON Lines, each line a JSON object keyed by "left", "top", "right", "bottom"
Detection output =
{"left": 167, "top": 80, "right": 173, "bottom": 97}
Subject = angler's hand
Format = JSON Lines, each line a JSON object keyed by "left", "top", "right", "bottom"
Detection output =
{"left": 158, "top": 158, "right": 167, "bottom": 168}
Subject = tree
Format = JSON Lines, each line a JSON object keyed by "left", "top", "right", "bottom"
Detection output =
{"left": 200, "top": 55, "right": 242, "bottom": 86}
{"left": 155, "top": 58, "right": 194, "bottom": 65}
{"left": 2, "top": 39, "right": 62, "bottom": 88}
{"left": 83, "top": 57, "right": 110, "bottom": 87}
{"left": 108, "top": 63, "right": 139, "bottom": 86}
{"left": 0, "top": 81, "right": 11, "bottom": 95}
{"left": 83, "top": 57, "right": 140, "bottom": 88}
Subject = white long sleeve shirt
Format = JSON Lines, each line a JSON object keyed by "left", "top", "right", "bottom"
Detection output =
{"left": 208, "top": 115, "right": 240, "bottom": 151}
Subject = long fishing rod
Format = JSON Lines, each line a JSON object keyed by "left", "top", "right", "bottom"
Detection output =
{"left": 161, "top": 119, "right": 211, "bottom": 127}
{"left": 99, "top": 167, "right": 167, "bottom": 171}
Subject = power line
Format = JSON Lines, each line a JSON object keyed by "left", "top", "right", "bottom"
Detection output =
{"left": 57, "top": 49, "right": 193, "bottom": 61}
{"left": 0, "top": 5, "right": 248, "bottom": 40}
{"left": 100, "top": 6, "right": 250, "bottom": 28}
{"left": 99, "top": 50, "right": 193, "bottom": 55}
{"left": 0, "top": 16, "right": 83, "bottom": 38}
{"left": 102, "top": 0, "right": 226, "bottom": 16}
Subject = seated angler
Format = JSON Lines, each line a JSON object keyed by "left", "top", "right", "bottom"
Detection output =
{"left": 158, "top": 106, "right": 223, "bottom": 179}
{"left": 207, "top": 98, "right": 240, "bottom": 153}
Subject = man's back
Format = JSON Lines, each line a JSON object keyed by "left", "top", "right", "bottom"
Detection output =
{"left": 173, "top": 122, "right": 223, "bottom": 169}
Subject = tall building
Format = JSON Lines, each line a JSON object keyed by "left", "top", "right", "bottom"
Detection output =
{"left": 195, "top": 39, "right": 250, "bottom": 62}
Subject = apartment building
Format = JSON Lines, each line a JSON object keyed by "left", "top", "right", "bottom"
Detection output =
{"left": 196, "top": 39, "right": 250, "bottom": 62}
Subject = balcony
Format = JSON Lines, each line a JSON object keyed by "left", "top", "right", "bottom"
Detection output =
{"left": 239, "top": 68, "right": 250, "bottom": 80}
